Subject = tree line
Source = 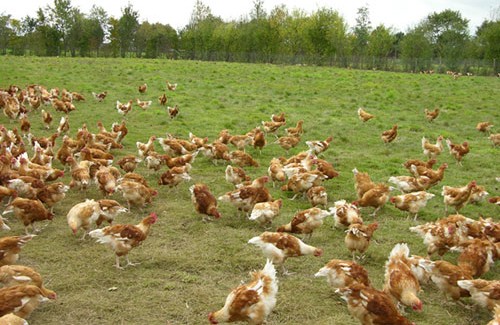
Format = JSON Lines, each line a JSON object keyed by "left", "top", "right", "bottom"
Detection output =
{"left": 1, "top": 0, "right": 499, "bottom": 74}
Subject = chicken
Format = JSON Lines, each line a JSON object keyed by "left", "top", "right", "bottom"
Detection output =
{"left": 3, "top": 198, "right": 54, "bottom": 234}
{"left": 136, "top": 135, "right": 156, "bottom": 159}
{"left": 225, "top": 165, "right": 251, "bottom": 187}
{"left": 5, "top": 178, "right": 40, "bottom": 200}
{"left": 490, "top": 133, "right": 500, "bottom": 146}
{"left": 92, "top": 91, "right": 107, "bottom": 102}
{"left": 381, "top": 124, "right": 398, "bottom": 143}
{"left": 35, "top": 181, "right": 69, "bottom": 213}
{"left": 285, "top": 120, "right": 303, "bottom": 137}
{"left": 402, "top": 158, "right": 437, "bottom": 171}
{"left": 306, "top": 136, "right": 333, "bottom": 155}
{"left": 336, "top": 283, "right": 415, "bottom": 325}
{"left": 353, "top": 184, "right": 392, "bottom": 217}
{"left": 489, "top": 196, "right": 500, "bottom": 205}
{"left": 445, "top": 139, "right": 470, "bottom": 165}
{"left": 281, "top": 171, "right": 325, "bottom": 200}
{"left": 18, "top": 113, "right": 30, "bottom": 136}
{"left": 116, "top": 100, "right": 133, "bottom": 116}
{"left": 116, "top": 181, "right": 158, "bottom": 210}
{"left": 67, "top": 199, "right": 127, "bottom": 239}
{"left": 167, "top": 105, "right": 178, "bottom": 119}
{"left": 271, "top": 112, "right": 285, "bottom": 123}
{"left": 111, "top": 121, "right": 128, "bottom": 143}
{"left": 357, "top": 107, "right": 375, "bottom": 122}
{"left": 410, "top": 162, "right": 448, "bottom": 187}
{"left": 247, "top": 129, "right": 265, "bottom": 154}
{"left": 0, "top": 185, "right": 17, "bottom": 205}
{"left": 261, "top": 120, "right": 285, "bottom": 134}
{"left": 138, "top": 83, "right": 147, "bottom": 93}
{"left": 267, "top": 158, "right": 286, "bottom": 188}
{"left": 442, "top": 180, "right": 477, "bottom": 213}
{"left": 189, "top": 183, "right": 221, "bottom": 222}
{"left": 282, "top": 153, "right": 316, "bottom": 178}
{"left": 218, "top": 177, "right": 272, "bottom": 216}
{"left": 476, "top": 121, "right": 493, "bottom": 133}
{"left": 248, "top": 199, "right": 282, "bottom": 228}
{"left": 162, "top": 153, "right": 196, "bottom": 168}
{"left": 424, "top": 108, "right": 439, "bottom": 122}
{"left": 352, "top": 167, "right": 377, "bottom": 200}
{"left": 276, "top": 207, "right": 330, "bottom": 241}
{"left": 229, "top": 150, "right": 259, "bottom": 168}
{"left": 313, "top": 158, "right": 339, "bottom": 180}
{"left": 0, "top": 284, "right": 55, "bottom": 319}
{"left": 409, "top": 215, "right": 474, "bottom": 259}
{"left": 89, "top": 212, "right": 158, "bottom": 269}
{"left": 390, "top": 191, "right": 435, "bottom": 220}
{"left": 0, "top": 313, "right": 28, "bottom": 324}
{"left": 469, "top": 185, "right": 489, "bottom": 204}
{"left": 158, "top": 166, "right": 192, "bottom": 188}
{"left": 248, "top": 231, "right": 322, "bottom": 274}
{"left": 428, "top": 260, "right": 472, "bottom": 301}
{"left": 157, "top": 137, "right": 196, "bottom": 156}
{"left": 490, "top": 305, "right": 500, "bottom": 325}
{"left": 0, "top": 235, "right": 35, "bottom": 266}
{"left": 158, "top": 93, "right": 167, "bottom": 105}
{"left": 383, "top": 243, "right": 423, "bottom": 312}
{"left": 315, "top": 259, "right": 371, "bottom": 289}
{"left": 116, "top": 155, "right": 141, "bottom": 173}
{"left": 56, "top": 115, "right": 69, "bottom": 134}
{"left": 329, "top": 200, "right": 363, "bottom": 228}
{"left": 454, "top": 238, "right": 495, "bottom": 278}
{"left": 388, "top": 174, "right": 431, "bottom": 193}
{"left": 66, "top": 156, "right": 93, "bottom": 191}
{"left": 344, "top": 222, "right": 379, "bottom": 260}
{"left": 306, "top": 186, "right": 328, "bottom": 207}
{"left": 208, "top": 259, "right": 278, "bottom": 325}
{"left": 94, "top": 166, "right": 118, "bottom": 196}
{"left": 274, "top": 135, "right": 300, "bottom": 153}
{"left": 166, "top": 80, "right": 177, "bottom": 91}
{"left": 119, "top": 172, "right": 149, "bottom": 187}
{"left": 422, "top": 136, "right": 444, "bottom": 159}
{"left": 457, "top": 279, "right": 500, "bottom": 311}
{"left": 0, "top": 265, "right": 57, "bottom": 300}
{"left": 40, "top": 109, "right": 53, "bottom": 129}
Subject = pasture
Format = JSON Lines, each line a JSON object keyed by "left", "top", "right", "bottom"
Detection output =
{"left": 0, "top": 56, "right": 498, "bottom": 324}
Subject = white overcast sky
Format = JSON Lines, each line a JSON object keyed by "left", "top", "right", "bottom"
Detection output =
{"left": 1, "top": 0, "right": 498, "bottom": 33}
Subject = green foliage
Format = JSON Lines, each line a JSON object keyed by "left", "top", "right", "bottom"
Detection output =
{"left": 0, "top": 57, "right": 498, "bottom": 324}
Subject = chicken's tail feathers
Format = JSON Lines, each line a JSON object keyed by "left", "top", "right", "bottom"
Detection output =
{"left": 409, "top": 225, "right": 426, "bottom": 236}
{"left": 389, "top": 242, "right": 410, "bottom": 260}
{"left": 262, "top": 259, "right": 277, "bottom": 281}
{"left": 456, "top": 280, "right": 473, "bottom": 292}
{"left": 314, "top": 266, "right": 329, "bottom": 278}
{"left": 88, "top": 229, "right": 108, "bottom": 243}
{"left": 445, "top": 138, "right": 452, "bottom": 151}
{"left": 248, "top": 235, "right": 264, "bottom": 246}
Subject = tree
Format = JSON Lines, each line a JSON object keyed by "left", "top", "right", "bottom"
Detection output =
{"left": 0, "top": 14, "right": 12, "bottom": 54}
{"left": 400, "top": 27, "right": 433, "bottom": 72}
{"left": 117, "top": 4, "right": 139, "bottom": 57}
{"left": 475, "top": 20, "right": 500, "bottom": 73}
{"left": 181, "top": 1, "right": 222, "bottom": 60}
{"left": 47, "top": 0, "right": 74, "bottom": 55}
{"left": 421, "top": 9, "right": 470, "bottom": 68}
{"left": 368, "top": 25, "right": 395, "bottom": 68}
{"left": 352, "top": 6, "right": 371, "bottom": 57}
{"left": 87, "top": 5, "right": 108, "bottom": 55}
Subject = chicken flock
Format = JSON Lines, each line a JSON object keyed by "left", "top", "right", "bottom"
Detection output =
{"left": 0, "top": 74, "right": 498, "bottom": 325}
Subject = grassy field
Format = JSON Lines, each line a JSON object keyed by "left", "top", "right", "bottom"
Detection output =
{"left": 0, "top": 56, "right": 498, "bottom": 325}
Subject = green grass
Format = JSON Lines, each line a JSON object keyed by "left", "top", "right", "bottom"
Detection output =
{"left": 0, "top": 56, "right": 498, "bottom": 324}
